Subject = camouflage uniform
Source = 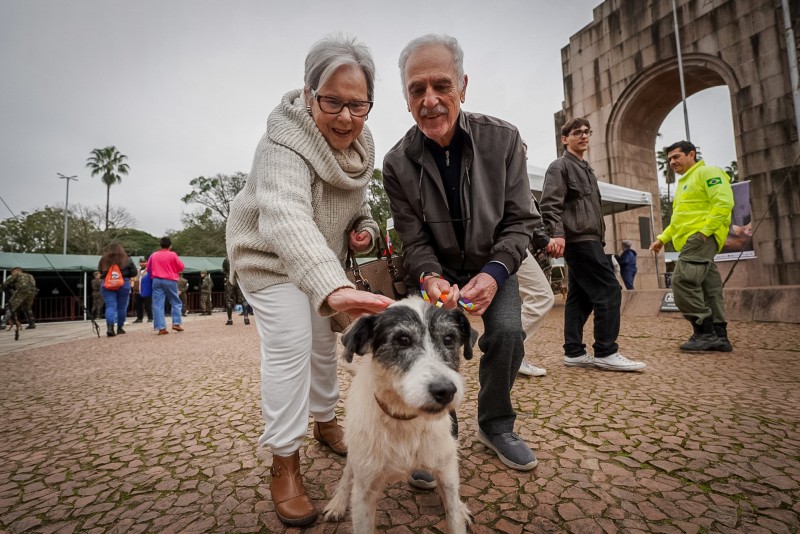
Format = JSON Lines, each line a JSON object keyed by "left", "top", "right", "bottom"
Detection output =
{"left": 91, "top": 275, "right": 105, "bottom": 320}
{"left": 177, "top": 275, "right": 189, "bottom": 316}
{"left": 200, "top": 272, "right": 213, "bottom": 315}
{"left": 2, "top": 270, "right": 38, "bottom": 328}
{"left": 222, "top": 257, "right": 249, "bottom": 324}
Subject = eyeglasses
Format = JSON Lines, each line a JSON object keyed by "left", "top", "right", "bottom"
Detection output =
{"left": 569, "top": 129, "right": 593, "bottom": 138}
{"left": 311, "top": 90, "right": 373, "bottom": 117}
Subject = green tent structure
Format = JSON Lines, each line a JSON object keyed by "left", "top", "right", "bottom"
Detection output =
{"left": 0, "top": 253, "right": 225, "bottom": 323}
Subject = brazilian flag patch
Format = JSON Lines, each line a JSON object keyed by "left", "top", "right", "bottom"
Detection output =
{"left": 706, "top": 177, "right": 722, "bottom": 187}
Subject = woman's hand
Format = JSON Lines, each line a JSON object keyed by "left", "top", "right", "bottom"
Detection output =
{"left": 349, "top": 230, "right": 372, "bottom": 253}
{"left": 326, "top": 287, "right": 393, "bottom": 317}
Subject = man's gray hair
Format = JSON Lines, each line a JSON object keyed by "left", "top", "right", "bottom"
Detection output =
{"left": 304, "top": 34, "right": 376, "bottom": 100}
{"left": 398, "top": 34, "right": 465, "bottom": 100}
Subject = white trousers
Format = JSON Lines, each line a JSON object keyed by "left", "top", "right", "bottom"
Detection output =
{"left": 517, "top": 250, "right": 555, "bottom": 342}
{"left": 241, "top": 283, "right": 339, "bottom": 456}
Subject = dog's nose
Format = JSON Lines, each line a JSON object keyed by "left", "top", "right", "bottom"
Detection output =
{"left": 428, "top": 380, "right": 457, "bottom": 405}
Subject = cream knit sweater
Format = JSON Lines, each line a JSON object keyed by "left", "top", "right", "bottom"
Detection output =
{"left": 226, "top": 89, "right": 378, "bottom": 316}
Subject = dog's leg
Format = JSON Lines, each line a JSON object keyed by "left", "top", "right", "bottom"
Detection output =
{"left": 434, "top": 456, "right": 472, "bottom": 534}
{"left": 322, "top": 460, "right": 353, "bottom": 522}
{"left": 350, "top": 475, "right": 381, "bottom": 534}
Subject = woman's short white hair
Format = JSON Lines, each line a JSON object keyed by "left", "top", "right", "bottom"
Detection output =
{"left": 397, "top": 34, "right": 465, "bottom": 100}
{"left": 304, "top": 34, "right": 376, "bottom": 100}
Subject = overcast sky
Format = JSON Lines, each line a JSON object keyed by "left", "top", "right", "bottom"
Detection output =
{"left": 0, "top": 0, "right": 735, "bottom": 237}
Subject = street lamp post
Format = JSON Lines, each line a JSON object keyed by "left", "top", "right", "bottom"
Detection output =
{"left": 57, "top": 173, "right": 78, "bottom": 255}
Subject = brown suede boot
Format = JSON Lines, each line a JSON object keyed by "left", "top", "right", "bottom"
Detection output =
{"left": 269, "top": 452, "right": 317, "bottom": 526}
{"left": 313, "top": 417, "right": 348, "bottom": 456}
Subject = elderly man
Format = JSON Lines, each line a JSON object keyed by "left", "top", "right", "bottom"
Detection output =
{"left": 383, "top": 34, "right": 538, "bottom": 476}
{"left": 650, "top": 141, "right": 734, "bottom": 352}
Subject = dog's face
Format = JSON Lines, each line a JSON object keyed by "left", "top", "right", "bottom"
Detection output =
{"left": 342, "top": 297, "right": 475, "bottom": 415}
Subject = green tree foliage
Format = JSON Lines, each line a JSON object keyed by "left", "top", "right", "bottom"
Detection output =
{"left": 169, "top": 210, "right": 227, "bottom": 257}
{"left": 181, "top": 172, "right": 247, "bottom": 221}
{"left": 366, "top": 169, "right": 403, "bottom": 253}
{"left": 725, "top": 160, "right": 739, "bottom": 182}
{"left": 86, "top": 146, "right": 130, "bottom": 230}
{"left": 0, "top": 204, "right": 157, "bottom": 255}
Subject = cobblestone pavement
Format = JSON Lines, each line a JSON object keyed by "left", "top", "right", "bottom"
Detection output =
{"left": 1, "top": 307, "right": 799, "bottom": 534}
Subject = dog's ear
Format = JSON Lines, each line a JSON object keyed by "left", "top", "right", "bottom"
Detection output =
{"left": 341, "top": 314, "right": 378, "bottom": 362}
{"left": 453, "top": 311, "right": 476, "bottom": 360}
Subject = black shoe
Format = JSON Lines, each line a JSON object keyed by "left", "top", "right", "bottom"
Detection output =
{"left": 680, "top": 319, "right": 725, "bottom": 352}
{"left": 244, "top": 317, "right": 250, "bottom": 325}
{"left": 477, "top": 429, "right": 538, "bottom": 471}
{"left": 132, "top": 319, "right": 143, "bottom": 324}
{"left": 107, "top": 327, "right": 116, "bottom": 337}
{"left": 711, "top": 323, "right": 733, "bottom": 352}
{"left": 225, "top": 319, "right": 233, "bottom": 326}
{"left": 25, "top": 324, "right": 36, "bottom": 330}
{"left": 117, "top": 327, "right": 126, "bottom": 335}
{"left": 408, "top": 469, "right": 437, "bottom": 490}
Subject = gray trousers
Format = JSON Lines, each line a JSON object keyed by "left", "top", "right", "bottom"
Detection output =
{"left": 672, "top": 233, "right": 726, "bottom": 325}
{"left": 476, "top": 275, "right": 525, "bottom": 434}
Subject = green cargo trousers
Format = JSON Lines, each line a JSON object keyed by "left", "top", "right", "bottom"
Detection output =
{"left": 671, "top": 233, "right": 725, "bottom": 325}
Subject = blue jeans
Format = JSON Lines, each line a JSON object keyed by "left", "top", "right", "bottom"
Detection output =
{"left": 152, "top": 278, "right": 182, "bottom": 331}
{"left": 100, "top": 279, "right": 131, "bottom": 328}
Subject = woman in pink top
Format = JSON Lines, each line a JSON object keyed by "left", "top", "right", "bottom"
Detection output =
{"left": 146, "top": 236, "right": 185, "bottom": 335}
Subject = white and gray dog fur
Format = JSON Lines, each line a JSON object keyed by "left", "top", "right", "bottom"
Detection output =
{"left": 322, "top": 297, "right": 475, "bottom": 534}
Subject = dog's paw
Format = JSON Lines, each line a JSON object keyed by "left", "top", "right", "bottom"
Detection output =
{"left": 446, "top": 503, "right": 473, "bottom": 534}
{"left": 321, "top": 503, "right": 347, "bottom": 522}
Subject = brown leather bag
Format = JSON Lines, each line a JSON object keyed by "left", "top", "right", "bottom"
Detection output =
{"left": 330, "top": 233, "right": 407, "bottom": 333}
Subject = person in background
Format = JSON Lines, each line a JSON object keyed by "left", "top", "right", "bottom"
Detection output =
{"left": 223, "top": 256, "right": 250, "bottom": 325}
{"left": 200, "top": 271, "right": 212, "bottom": 315}
{"left": 517, "top": 142, "right": 555, "bottom": 378}
{"left": 132, "top": 258, "right": 152, "bottom": 323}
{"left": 225, "top": 34, "right": 392, "bottom": 527}
{"left": 146, "top": 236, "right": 185, "bottom": 335}
{"left": 383, "top": 34, "right": 539, "bottom": 480}
{"left": 178, "top": 274, "right": 189, "bottom": 316}
{"left": 616, "top": 240, "right": 637, "bottom": 290}
{"left": 91, "top": 271, "right": 104, "bottom": 321}
{"left": 97, "top": 244, "right": 137, "bottom": 337}
{"left": 1, "top": 267, "right": 38, "bottom": 330}
{"left": 649, "top": 140, "right": 734, "bottom": 352}
{"left": 540, "top": 117, "right": 646, "bottom": 372}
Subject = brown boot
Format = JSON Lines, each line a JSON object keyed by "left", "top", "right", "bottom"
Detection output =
{"left": 313, "top": 417, "right": 347, "bottom": 456}
{"left": 270, "top": 452, "right": 317, "bottom": 526}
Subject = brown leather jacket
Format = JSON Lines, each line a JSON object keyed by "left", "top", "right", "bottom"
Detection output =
{"left": 383, "top": 111, "right": 538, "bottom": 286}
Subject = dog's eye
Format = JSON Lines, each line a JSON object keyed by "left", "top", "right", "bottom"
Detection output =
{"left": 443, "top": 334, "right": 456, "bottom": 348}
{"left": 395, "top": 334, "right": 412, "bottom": 347}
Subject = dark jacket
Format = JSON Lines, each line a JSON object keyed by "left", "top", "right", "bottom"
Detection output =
{"left": 530, "top": 196, "right": 550, "bottom": 250}
{"left": 98, "top": 258, "right": 138, "bottom": 279}
{"left": 540, "top": 150, "right": 605, "bottom": 244}
{"left": 383, "top": 111, "right": 538, "bottom": 286}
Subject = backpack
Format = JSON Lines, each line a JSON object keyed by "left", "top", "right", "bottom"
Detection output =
{"left": 139, "top": 272, "right": 152, "bottom": 298}
{"left": 103, "top": 264, "right": 124, "bottom": 291}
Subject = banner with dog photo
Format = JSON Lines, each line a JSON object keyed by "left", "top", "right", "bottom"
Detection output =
{"left": 715, "top": 181, "right": 755, "bottom": 262}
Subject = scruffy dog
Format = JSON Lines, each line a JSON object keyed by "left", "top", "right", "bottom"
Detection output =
{"left": 323, "top": 297, "right": 475, "bottom": 534}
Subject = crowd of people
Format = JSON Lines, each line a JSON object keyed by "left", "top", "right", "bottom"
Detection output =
{"left": 1, "top": 32, "right": 738, "bottom": 530}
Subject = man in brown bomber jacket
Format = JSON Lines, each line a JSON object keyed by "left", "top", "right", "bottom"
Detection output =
{"left": 540, "top": 117, "right": 645, "bottom": 372}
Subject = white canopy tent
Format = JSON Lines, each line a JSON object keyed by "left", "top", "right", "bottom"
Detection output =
{"left": 527, "top": 165, "right": 660, "bottom": 281}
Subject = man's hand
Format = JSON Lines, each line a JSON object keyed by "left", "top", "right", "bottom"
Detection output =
{"left": 326, "top": 287, "right": 393, "bottom": 317}
{"left": 546, "top": 237, "right": 565, "bottom": 258}
{"left": 422, "top": 275, "right": 460, "bottom": 309}
{"left": 459, "top": 273, "right": 498, "bottom": 316}
{"left": 349, "top": 230, "right": 372, "bottom": 253}
{"left": 649, "top": 239, "right": 664, "bottom": 253}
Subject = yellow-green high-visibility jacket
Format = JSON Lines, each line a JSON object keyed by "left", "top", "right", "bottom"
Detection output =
{"left": 657, "top": 160, "right": 734, "bottom": 253}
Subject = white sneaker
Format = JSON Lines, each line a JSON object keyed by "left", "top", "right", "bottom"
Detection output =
{"left": 518, "top": 360, "right": 547, "bottom": 377}
{"left": 593, "top": 352, "right": 646, "bottom": 372}
{"left": 564, "top": 353, "right": 594, "bottom": 367}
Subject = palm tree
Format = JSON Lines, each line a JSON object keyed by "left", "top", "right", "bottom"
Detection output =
{"left": 725, "top": 160, "right": 739, "bottom": 182}
{"left": 86, "top": 146, "right": 130, "bottom": 230}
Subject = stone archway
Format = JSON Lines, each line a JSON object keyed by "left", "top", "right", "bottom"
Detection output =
{"left": 558, "top": 0, "right": 800, "bottom": 287}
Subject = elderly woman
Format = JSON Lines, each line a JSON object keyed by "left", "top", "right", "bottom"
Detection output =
{"left": 226, "top": 35, "right": 392, "bottom": 527}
